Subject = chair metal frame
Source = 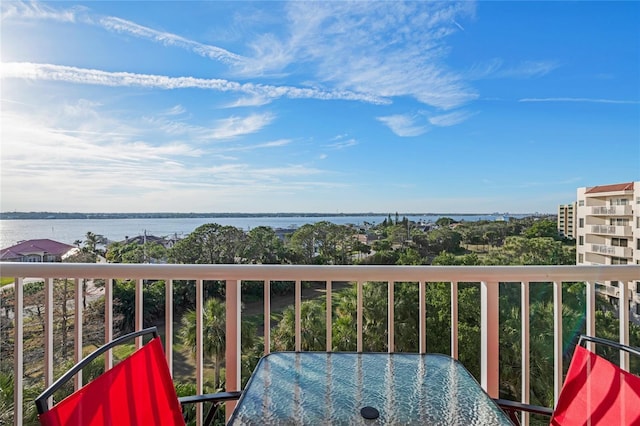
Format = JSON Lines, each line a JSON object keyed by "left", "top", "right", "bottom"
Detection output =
{"left": 35, "top": 327, "right": 241, "bottom": 426}
{"left": 494, "top": 335, "right": 640, "bottom": 425}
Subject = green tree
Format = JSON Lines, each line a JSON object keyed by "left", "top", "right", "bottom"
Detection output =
{"left": 524, "top": 219, "right": 560, "bottom": 239}
{"left": 170, "top": 223, "right": 246, "bottom": 264}
{"left": 243, "top": 226, "right": 288, "bottom": 264}
{"left": 180, "top": 298, "right": 256, "bottom": 389}
{"left": 272, "top": 300, "right": 327, "bottom": 351}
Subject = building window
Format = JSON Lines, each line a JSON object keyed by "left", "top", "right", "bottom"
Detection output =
{"left": 636, "top": 282, "right": 640, "bottom": 294}
{"left": 611, "top": 198, "right": 629, "bottom": 206}
{"left": 611, "top": 281, "right": 619, "bottom": 287}
{"left": 611, "top": 257, "right": 628, "bottom": 265}
{"left": 637, "top": 239, "right": 640, "bottom": 250}
{"left": 578, "top": 254, "right": 584, "bottom": 263}
{"left": 579, "top": 236, "right": 584, "bottom": 245}
{"left": 612, "top": 238, "right": 628, "bottom": 247}
{"left": 579, "top": 200, "right": 584, "bottom": 206}
{"left": 579, "top": 218, "right": 584, "bottom": 228}
{"left": 610, "top": 218, "right": 629, "bottom": 226}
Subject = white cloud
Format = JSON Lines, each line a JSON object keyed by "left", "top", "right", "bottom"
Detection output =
{"left": 467, "top": 58, "right": 559, "bottom": 80}
{"left": 2, "top": 2, "right": 480, "bottom": 110}
{"left": 519, "top": 97, "right": 640, "bottom": 105}
{"left": 377, "top": 114, "right": 428, "bottom": 137}
{"left": 211, "top": 113, "right": 274, "bottom": 139}
{"left": 428, "top": 110, "right": 475, "bottom": 127}
{"left": 1, "top": 62, "right": 389, "bottom": 105}
{"left": 99, "top": 16, "right": 245, "bottom": 65}
{"left": 328, "top": 138, "right": 358, "bottom": 150}
{"left": 0, "top": 1, "right": 83, "bottom": 22}
{"left": 161, "top": 105, "right": 186, "bottom": 116}
{"left": 270, "top": 2, "right": 478, "bottom": 110}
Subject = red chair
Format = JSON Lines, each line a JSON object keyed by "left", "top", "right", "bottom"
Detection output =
{"left": 35, "top": 327, "right": 240, "bottom": 426}
{"left": 496, "top": 335, "right": 640, "bottom": 425}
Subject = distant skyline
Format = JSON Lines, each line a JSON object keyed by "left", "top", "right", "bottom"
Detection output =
{"left": 1, "top": 1, "right": 638, "bottom": 214}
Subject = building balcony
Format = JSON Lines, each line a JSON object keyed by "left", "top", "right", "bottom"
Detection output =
{"left": 590, "top": 205, "right": 633, "bottom": 216}
{"left": 2, "top": 262, "right": 640, "bottom": 426}
{"left": 589, "top": 243, "right": 633, "bottom": 258}
{"left": 590, "top": 224, "right": 633, "bottom": 237}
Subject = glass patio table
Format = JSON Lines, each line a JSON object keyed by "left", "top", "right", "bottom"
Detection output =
{"left": 228, "top": 352, "right": 512, "bottom": 425}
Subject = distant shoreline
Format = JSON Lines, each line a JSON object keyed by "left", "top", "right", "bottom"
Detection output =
{"left": 1, "top": 211, "right": 546, "bottom": 220}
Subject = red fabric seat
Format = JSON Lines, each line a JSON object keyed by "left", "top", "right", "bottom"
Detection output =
{"left": 38, "top": 337, "right": 185, "bottom": 426}
{"left": 495, "top": 335, "right": 640, "bottom": 426}
{"left": 551, "top": 345, "right": 640, "bottom": 426}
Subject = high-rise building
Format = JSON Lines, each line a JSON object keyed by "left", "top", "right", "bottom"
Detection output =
{"left": 557, "top": 203, "right": 576, "bottom": 239}
{"left": 575, "top": 181, "right": 640, "bottom": 320}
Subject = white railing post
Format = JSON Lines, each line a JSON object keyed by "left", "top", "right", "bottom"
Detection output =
{"left": 74, "top": 278, "right": 83, "bottom": 390}
{"left": 326, "top": 281, "right": 332, "bottom": 352}
{"left": 13, "top": 278, "right": 23, "bottom": 426}
{"left": 388, "top": 281, "right": 394, "bottom": 353}
{"left": 135, "top": 278, "right": 143, "bottom": 349}
{"left": 553, "top": 281, "right": 563, "bottom": 405}
{"left": 521, "top": 281, "right": 530, "bottom": 426}
{"left": 481, "top": 280, "right": 499, "bottom": 398}
{"left": 585, "top": 281, "right": 596, "bottom": 351}
{"left": 44, "top": 278, "right": 54, "bottom": 392}
{"left": 295, "top": 280, "right": 301, "bottom": 352}
{"left": 357, "top": 281, "right": 363, "bottom": 353}
{"left": 164, "top": 278, "right": 173, "bottom": 373}
{"left": 225, "top": 279, "right": 241, "bottom": 421}
{"left": 451, "top": 282, "right": 458, "bottom": 359}
{"left": 105, "top": 278, "right": 113, "bottom": 370}
{"left": 196, "top": 279, "right": 203, "bottom": 426}
{"left": 264, "top": 280, "right": 271, "bottom": 354}
{"left": 619, "top": 281, "right": 630, "bottom": 370}
{"left": 419, "top": 281, "right": 426, "bottom": 354}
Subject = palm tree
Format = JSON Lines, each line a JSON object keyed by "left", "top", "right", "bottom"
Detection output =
{"left": 179, "top": 297, "right": 257, "bottom": 389}
{"left": 180, "top": 298, "right": 226, "bottom": 389}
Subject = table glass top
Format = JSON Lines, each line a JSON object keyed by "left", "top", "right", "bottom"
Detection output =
{"left": 229, "top": 352, "right": 512, "bottom": 425}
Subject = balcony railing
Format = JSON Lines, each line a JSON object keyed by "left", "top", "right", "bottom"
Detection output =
{"left": 2, "top": 263, "right": 639, "bottom": 426}
{"left": 590, "top": 224, "right": 633, "bottom": 237}
{"left": 590, "top": 205, "right": 632, "bottom": 216}
{"left": 590, "top": 243, "right": 633, "bottom": 258}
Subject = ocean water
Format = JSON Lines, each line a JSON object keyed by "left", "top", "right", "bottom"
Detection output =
{"left": 0, "top": 214, "right": 520, "bottom": 247}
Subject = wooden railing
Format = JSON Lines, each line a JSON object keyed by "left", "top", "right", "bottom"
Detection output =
{"left": 2, "top": 262, "right": 639, "bottom": 425}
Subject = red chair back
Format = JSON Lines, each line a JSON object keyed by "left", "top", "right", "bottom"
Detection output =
{"left": 551, "top": 345, "right": 640, "bottom": 425}
{"left": 38, "top": 337, "right": 185, "bottom": 426}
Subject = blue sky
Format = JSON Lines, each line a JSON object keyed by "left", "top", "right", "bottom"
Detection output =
{"left": 1, "top": 1, "right": 638, "bottom": 214}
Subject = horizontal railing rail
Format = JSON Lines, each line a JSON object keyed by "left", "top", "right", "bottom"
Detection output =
{"left": 2, "top": 263, "right": 639, "bottom": 426}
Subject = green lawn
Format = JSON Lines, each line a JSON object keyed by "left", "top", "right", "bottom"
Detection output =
{"left": 0, "top": 277, "right": 14, "bottom": 286}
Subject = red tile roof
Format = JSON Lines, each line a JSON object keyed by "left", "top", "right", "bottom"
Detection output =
{"left": 0, "top": 239, "right": 77, "bottom": 260}
{"left": 585, "top": 182, "right": 634, "bottom": 194}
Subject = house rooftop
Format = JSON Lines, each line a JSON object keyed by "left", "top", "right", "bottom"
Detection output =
{"left": 0, "top": 238, "right": 76, "bottom": 260}
{"left": 585, "top": 182, "right": 634, "bottom": 194}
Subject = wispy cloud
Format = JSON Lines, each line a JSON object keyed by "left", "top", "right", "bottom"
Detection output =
{"left": 99, "top": 17, "right": 244, "bottom": 65}
{"left": 328, "top": 139, "right": 358, "bottom": 150}
{"left": 224, "top": 139, "right": 293, "bottom": 152}
{"left": 467, "top": 58, "right": 559, "bottom": 80}
{"left": 377, "top": 114, "right": 428, "bottom": 137}
{"left": 519, "top": 97, "right": 640, "bottom": 104}
{"left": 2, "top": 2, "right": 479, "bottom": 110}
{"left": 0, "top": 1, "right": 82, "bottom": 22}
{"left": 161, "top": 105, "right": 186, "bottom": 116}
{"left": 428, "top": 110, "right": 475, "bottom": 127}
{"left": 1, "top": 62, "right": 389, "bottom": 105}
{"left": 211, "top": 113, "right": 274, "bottom": 139}
{"left": 327, "top": 134, "right": 358, "bottom": 149}
{"left": 245, "top": 2, "right": 478, "bottom": 109}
